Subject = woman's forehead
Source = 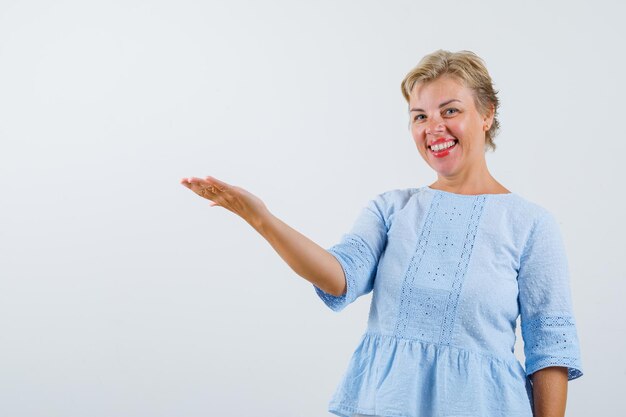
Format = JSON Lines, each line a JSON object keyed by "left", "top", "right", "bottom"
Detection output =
{"left": 410, "top": 77, "right": 473, "bottom": 106}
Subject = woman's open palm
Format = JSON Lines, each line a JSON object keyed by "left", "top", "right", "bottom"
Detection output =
{"left": 180, "top": 176, "right": 269, "bottom": 225}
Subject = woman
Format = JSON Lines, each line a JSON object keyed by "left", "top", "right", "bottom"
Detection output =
{"left": 181, "top": 50, "right": 583, "bottom": 417}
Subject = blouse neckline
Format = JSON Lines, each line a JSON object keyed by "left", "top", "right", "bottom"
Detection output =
{"left": 423, "top": 185, "right": 516, "bottom": 198}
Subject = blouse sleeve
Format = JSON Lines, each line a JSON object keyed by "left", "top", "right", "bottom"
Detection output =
{"left": 313, "top": 193, "right": 389, "bottom": 312}
{"left": 518, "top": 210, "right": 584, "bottom": 381}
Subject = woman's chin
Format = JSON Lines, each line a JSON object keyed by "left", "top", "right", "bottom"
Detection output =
{"left": 429, "top": 163, "right": 456, "bottom": 176}
{"left": 427, "top": 145, "right": 462, "bottom": 174}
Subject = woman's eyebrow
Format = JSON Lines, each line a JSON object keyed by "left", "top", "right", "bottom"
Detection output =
{"left": 410, "top": 99, "right": 461, "bottom": 112}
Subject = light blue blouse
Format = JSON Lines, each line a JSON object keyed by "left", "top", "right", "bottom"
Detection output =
{"left": 314, "top": 186, "right": 583, "bottom": 417}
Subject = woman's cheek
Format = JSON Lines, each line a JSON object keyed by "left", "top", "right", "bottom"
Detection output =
{"left": 410, "top": 129, "right": 423, "bottom": 147}
{"left": 448, "top": 126, "right": 463, "bottom": 142}
{"left": 413, "top": 126, "right": 426, "bottom": 143}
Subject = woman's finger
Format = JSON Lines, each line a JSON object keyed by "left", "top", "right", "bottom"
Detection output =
{"left": 205, "top": 176, "right": 228, "bottom": 192}
{"left": 187, "top": 176, "right": 204, "bottom": 184}
{"left": 181, "top": 178, "right": 194, "bottom": 188}
{"left": 184, "top": 179, "right": 212, "bottom": 197}
{"left": 181, "top": 176, "right": 229, "bottom": 203}
{"left": 184, "top": 177, "right": 209, "bottom": 192}
{"left": 196, "top": 184, "right": 216, "bottom": 198}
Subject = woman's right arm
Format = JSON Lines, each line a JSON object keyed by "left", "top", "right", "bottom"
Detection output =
{"left": 181, "top": 175, "right": 346, "bottom": 297}
{"left": 252, "top": 212, "right": 346, "bottom": 296}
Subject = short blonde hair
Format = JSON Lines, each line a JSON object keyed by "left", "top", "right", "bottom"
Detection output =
{"left": 400, "top": 50, "right": 501, "bottom": 152}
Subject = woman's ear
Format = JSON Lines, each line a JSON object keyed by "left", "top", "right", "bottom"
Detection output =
{"left": 483, "top": 104, "right": 495, "bottom": 131}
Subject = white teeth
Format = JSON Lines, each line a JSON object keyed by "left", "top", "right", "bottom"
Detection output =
{"left": 431, "top": 140, "right": 456, "bottom": 151}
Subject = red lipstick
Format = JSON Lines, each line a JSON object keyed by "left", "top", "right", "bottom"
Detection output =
{"left": 429, "top": 137, "right": 455, "bottom": 147}
{"left": 428, "top": 137, "right": 457, "bottom": 158}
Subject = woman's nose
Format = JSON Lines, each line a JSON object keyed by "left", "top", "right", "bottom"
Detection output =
{"left": 425, "top": 116, "right": 445, "bottom": 135}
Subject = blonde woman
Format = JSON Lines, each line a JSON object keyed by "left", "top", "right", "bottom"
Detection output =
{"left": 181, "top": 50, "right": 583, "bottom": 417}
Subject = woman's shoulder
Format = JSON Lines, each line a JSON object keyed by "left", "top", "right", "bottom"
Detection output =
{"left": 375, "top": 187, "right": 420, "bottom": 202}
{"left": 368, "top": 187, "right": 425, "bottom": 215}
{"left": 500, "top": 191, "right": 557, "bottom": 223}
{"left": 482, "top": 191, "right": 564, "bottom": 248}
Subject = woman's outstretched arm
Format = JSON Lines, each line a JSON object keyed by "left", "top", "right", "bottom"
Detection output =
{"left": 181, "top": 176, "right": 346, "bottom": 297}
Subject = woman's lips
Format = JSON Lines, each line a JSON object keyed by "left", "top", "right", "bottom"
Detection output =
{"left": 429, "top": 139, "right": 458, "bottom": 158}
{"left": 429, "top": 137, "right": 455, "bottom": 147}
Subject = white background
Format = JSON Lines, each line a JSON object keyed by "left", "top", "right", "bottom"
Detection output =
{"left": 1, "top": 0, "right": 624, "bottom": 416}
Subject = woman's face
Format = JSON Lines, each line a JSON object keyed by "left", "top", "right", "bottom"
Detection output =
{"left": 409, "top": 75, "right": 494, "bottom": 179}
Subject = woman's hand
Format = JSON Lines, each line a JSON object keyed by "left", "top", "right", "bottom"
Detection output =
{"left": 180, "top": 176, "right": 270, "bottom": 227}
{"left": 181, "top": 175, "right": 346, "bottom": 297}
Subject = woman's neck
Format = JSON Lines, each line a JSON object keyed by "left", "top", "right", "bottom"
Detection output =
{"left": 429, "top": 172, "right": 510, "bottom": 195}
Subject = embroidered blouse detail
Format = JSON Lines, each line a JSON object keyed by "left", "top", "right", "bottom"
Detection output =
{"left": 313, "top": 186, "right": 583, "bottom": 417}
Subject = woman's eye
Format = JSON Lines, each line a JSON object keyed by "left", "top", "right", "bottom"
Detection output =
{"left": 444, "top": 108, "right": 458, "bottom": 115}
{"left": 413, "top": 114, "right": 425, "bottom": 122}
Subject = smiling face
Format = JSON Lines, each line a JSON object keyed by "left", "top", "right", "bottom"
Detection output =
{"left": 409, "top": 75, "right": 494, "bottom": 180}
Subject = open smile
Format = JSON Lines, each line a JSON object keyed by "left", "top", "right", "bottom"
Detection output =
{"left": 428, "top": 139, "right": 458, "bottom": 157}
